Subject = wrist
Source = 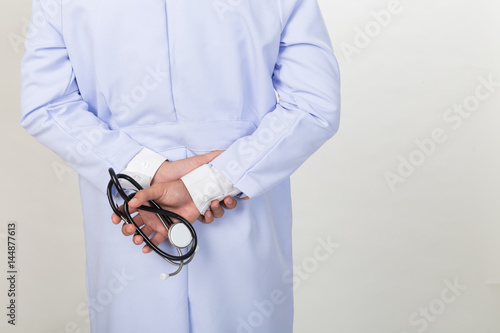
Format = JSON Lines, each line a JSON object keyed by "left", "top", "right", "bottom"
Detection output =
{"left": 151, "top": 160, "right": 171, "bottom": 184}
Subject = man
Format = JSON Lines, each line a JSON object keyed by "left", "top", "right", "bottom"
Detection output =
{"left": 20, "top": 0, "right": 340, "bottom": 332}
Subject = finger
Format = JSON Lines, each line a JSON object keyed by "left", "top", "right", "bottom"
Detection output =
{"left": 143, "top": 232, "right": 168, "bottom": 254}
{"left": 128, "top": 184, "right": 165, "bottom": 209}
{"left": 210, "top": 200, "right": 225, "bottom": 218}
{"left": 111, "top": 212, "right": 122, "bottom": 224}
{"left": 122, "top": 223, "right": 136, "bottom": 236}
{"left": 121, "top": 211, "right": 148, "bottom": 236}
{"left": 195, "top": 150, "right": 224, "bottom": 165}
{"left": 199, "top": 210, "right": 214, "bottom": 224}
{"left": 221, "top": 196, "right": 237, "bottom": 210}
{"left": 166, "top": 151, "right": 225, "bottom": 181}
{"left": 111, "top": 204, "right": 125, "bottom": 224}
{"left": 129, "top": 213, "right": 152, "bottom": 244}
{"left": 133, "top": 225, "right": 154, "bottom": 245}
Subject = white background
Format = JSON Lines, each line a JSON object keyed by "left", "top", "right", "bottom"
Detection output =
{"left": 1, "top": 0, "right": 499, "bottom": 332}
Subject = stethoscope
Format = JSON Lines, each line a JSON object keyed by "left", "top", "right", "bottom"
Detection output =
{"left": 106, "top": 168, "right": 198, "bottom": 280}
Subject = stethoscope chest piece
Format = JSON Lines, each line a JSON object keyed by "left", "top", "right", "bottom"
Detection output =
{"left": 169, "top": 223, "right": 194, "bottom": 249}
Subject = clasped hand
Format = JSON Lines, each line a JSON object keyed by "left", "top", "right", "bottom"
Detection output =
{"left": 110, "top": 150, "right": 240, "bottom": 253}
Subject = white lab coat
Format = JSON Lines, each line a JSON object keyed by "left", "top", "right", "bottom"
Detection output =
{"left": 20, "top": 0, "right": 340, "bottom": 332}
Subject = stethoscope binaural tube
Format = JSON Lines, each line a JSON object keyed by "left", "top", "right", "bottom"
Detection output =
{"left": 106, "top": 168, "right": 198, "bottom": 278}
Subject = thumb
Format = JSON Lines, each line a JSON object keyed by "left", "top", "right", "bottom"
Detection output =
{"left": 129, "top": 184, "right": 166, "bottom": 208}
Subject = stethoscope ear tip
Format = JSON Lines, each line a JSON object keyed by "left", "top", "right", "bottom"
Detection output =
{"left": 160, "top": 273, "right": 170, "bottom": 281}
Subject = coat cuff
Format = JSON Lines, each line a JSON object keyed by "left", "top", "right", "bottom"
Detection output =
{"left": 181, "top": 164, "right": 242, "bottom": 215}
{"left": 120, "top": 148, "right": 167, "bottom": 190}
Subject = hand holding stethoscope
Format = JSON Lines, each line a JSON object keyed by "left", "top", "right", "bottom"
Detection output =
{"left": 108, "top": 169, "right": 199, "bottom": 279}
{"left": 108, "top": 152, "right": 239, "bottom": 279}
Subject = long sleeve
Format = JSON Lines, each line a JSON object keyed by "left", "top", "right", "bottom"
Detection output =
{"left": 210, "top": 0, "right": 341, "bottom": 198}
{"left": 20, "top": 0, "right": 146, "bottom": 192}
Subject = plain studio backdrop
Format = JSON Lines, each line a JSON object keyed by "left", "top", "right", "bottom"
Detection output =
{"left": 1, "top": 0, "right": 499, "bottom": 332}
